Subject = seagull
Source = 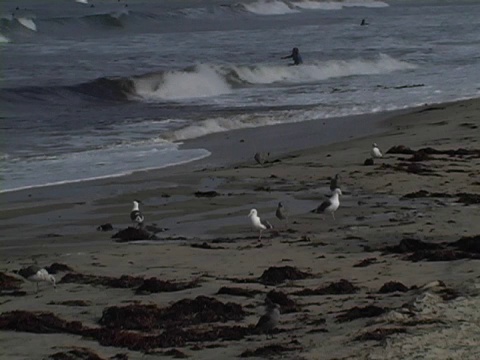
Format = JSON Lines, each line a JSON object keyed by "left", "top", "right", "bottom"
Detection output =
{"left": 371, "top": 143, "right": 383, "bottom": 159}
{"left": 329, "top": 174, "right": 340, "bottom": 192}
{"left": 254, "top": 152, "right": 269, "bottom": 166}
{"left": 130, "top": 200, "right": 145, "bottom": 228}
{"left": 248, "top": 209, "right": 273, "bottom": 240}
{"left": 255, "top": 302, "right": 280, "bottom": 334}
{"left": 312, "top": 188, "right": 342, "bottom": 220}
{"left": 275, "top": 202, "right": 288, "bottom": 228}
{"left": 18, "top": 265, "right": 56, "bottom": 293}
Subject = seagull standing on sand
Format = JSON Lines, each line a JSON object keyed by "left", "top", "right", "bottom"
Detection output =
{"left": 255, "top": 302, "right": 280, "bottom": 334}
{"left": 312, "top": 188, "right": 342, "bottom": 220}
{"left": 330, "top": 174, "right": 340, "bottom": 192}
{"left": 275, "top": 202, "right": 288, "bottom": 228}
{"left": 248, "top": 209, "right": 273, "bottom": 240}
{"left": 18, "top": 265, "right": 56, "bottom": 293}
{"left": 371, "top": 143, "right": 383, "bottom": 159}
{"left": 130, "top": 200, "right": 145, "bottom": 228}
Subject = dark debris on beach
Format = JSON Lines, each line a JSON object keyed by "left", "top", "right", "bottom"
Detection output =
{"left": 99, "top": 296, "right": 246, "bottom": 330}
{"left": 0, "top": 272, "right": 23, "bottom": 291}
{"left": 240, "top": 344, "right": 301, "bottom": 358}
{"left": 354, "top": 327, "right": 406, "bottom": 342}
{"left": 60, "top": 273, "right": 144, "bottom": 289}
{"left": 48, "top": 346, "right": 127, "bottom": 360}
{"left": 293, "top": 279, "right": 358, "bottom": 296}
{"left": 381, "top": 236, "right": 480, "bottom": 262}
{"left": 217, "top": 286, "right": 262, "bottom": 298}
{"left": 0, "top": 307, "right": 253, "bottom": 352}
{"left": 378, "top": 281, "right": 409, "bottom": 294}
{"left": 112, "top": 227, "right": 158, "bottom": 242}
{"left": 336, "top": 305, "right": 387, "bottom": 323}
{"left": 135, "top": 277, "right": 200, "bottom": 295}
{"left": 258, "top": 266, "right": 311, "bottom": 285}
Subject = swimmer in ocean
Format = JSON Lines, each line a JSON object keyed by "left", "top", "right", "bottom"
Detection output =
{"left": 281, "top": 47, "right": 303, "bottom": 66}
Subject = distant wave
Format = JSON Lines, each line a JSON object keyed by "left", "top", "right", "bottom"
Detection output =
{"left": 0, "top": 0, "right": 389, "bottom": 38}
{"left": 0, "top": 55, "right": 414, "bottom": 103}
{"left": 83, "top": 10, "right": 130, "bottom": 27}
{"left": 0, "top": 33, "right": 10, "bottom": 43}
{"left": 291, "top": 0, "right": 389, "bottom": 10}
{"left": 240, "top": 0, "right": 388, "bottom": 15}
{"left": 16, "top": 17, "right": 37, "bottom": 31}
{"left": 240, "top": 0, "right": 299, "bottom": 15}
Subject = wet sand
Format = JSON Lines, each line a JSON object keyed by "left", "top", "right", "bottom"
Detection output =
{"left": 1, "top": 99, "right": 479, "bottom": 360}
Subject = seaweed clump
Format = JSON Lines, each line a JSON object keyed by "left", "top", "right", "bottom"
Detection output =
{"left": 258, "top": 266, "right": 311, "bottom": 285}
{"left": 99, "top": 296, "right": 245, "bottom": 330}
{"left": 293, "top": 279, "right": 358, "bottom": 296}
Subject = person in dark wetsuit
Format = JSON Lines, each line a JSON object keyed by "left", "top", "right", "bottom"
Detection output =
{"left": 281, "top": 47, "right": 303, "bottom": 66}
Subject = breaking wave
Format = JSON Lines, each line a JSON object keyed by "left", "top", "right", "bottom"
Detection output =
{"left": 240, "top": 0, "right": 389, "bottom": 15}
{"left": 241, "top": 0, "right": 299, "bottom": 15}
{"left": 16, "top": 17, "right": 37, "bottom": 31}
{"left": 0, "top": 33, "right": 9, "bottom": 43}
{"left": 292, "top": 0, "right": 389, "bottom": 10}
{"left": 0, "top": 54, "right": 415, "bottom": 103}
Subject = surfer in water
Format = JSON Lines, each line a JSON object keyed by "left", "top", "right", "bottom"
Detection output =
{"left": 282, "top": 47, "right": 303, "bottom": 66}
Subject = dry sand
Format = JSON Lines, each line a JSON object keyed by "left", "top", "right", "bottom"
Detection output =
{"left": 1, "top": 98, "right": 479, "bottom": 360}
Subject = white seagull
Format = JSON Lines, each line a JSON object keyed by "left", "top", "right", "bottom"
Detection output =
{"left": 371, "top": 143, "right": 383, "bottom": 158}
{"left": 313, "top": 188, "right": 342, "bottom": 220}
{"left": 18, "top": 265, "right": 56, "bottom": 293}
{"left": 255, "top": 302, "right": 280, "bottom": 334}
{"left": 248, "top": 209, "right": 273, "bottom": 240}
{"left": 130, "top": 200, "right": 145, "bottom": 227}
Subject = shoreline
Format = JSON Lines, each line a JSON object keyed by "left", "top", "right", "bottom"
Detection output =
{"left": 1, "top": 97, "right": 480, "bottom": 359}
{"left": 1, "top": 105, "right": 408, "bottom": 199}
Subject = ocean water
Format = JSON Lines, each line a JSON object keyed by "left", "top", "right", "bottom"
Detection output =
{"left": 1, "top": 0, "right": 479, "bottom": 192}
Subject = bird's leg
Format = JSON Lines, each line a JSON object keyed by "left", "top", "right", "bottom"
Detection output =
{"left": 36, "top": 283, "right": 39, "bottom": 294}
{"left": 332, "top": 212, "right": 336, "bottom": 221}
{"left": 259, "top": 230, "right": 263, "bottom": 241}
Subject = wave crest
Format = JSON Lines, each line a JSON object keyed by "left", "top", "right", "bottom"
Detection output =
{"left": 241, "top": 0, "right": 299, "bottom": 15}
{"left": 0, "top": 55, "right": 415, "bottom": 103}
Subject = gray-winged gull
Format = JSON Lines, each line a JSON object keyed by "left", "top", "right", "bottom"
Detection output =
{"left": 18, "top": 265, "right": 56, "bottom": 293}
{"left": 130, "top": 200, "right": 145, "bottom": 227}
{"left": 248, "top": 209, "right": 273, "bottom": 240}
{"left": 255, "top": 302, "right": 280, "bottom": 333}
{"left": 313, "top": 188, "right": 342, "bottom": 220}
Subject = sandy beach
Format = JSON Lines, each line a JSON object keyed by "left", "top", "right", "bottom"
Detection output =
{"left": 1, "top": 98, "right": 480, "bottom": 360}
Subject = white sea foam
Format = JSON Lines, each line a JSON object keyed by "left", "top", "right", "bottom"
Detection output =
{"left": 242, "top": 0, "right": 299, "bottom": 15}
{"left": 292, "top": 1, "right": 343, "bottom": 10}
{"left": 1, "top": 140, "right": 210, "bottom": 193}
{"left": 75, "top": 0, "right": 89, "bottom": 4}
{"left": 134, "top": 64, "right": 232, "bottom": 101}
{"left": 163, "top": 106, "right": 363, "bottom": 142}
{"left": 16, "top": 17, "right": 37, "bottom": 31}
{"left": 133, "top": 55, "right": 415, "bottom": 101}
{"left": 342, "top": 0, "right": 389, "bottom": 8}
{"left": 0, "top": 33, "right": 10, "bottom": 43}
{"left": 232, "top": 54, "right": 415, "bottom": 84}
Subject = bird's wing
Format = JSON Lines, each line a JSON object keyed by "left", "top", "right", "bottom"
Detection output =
{"left": 314, "top": 200, "right": 331, "bottom": 213}
{"left": 130, "top": 210, "right": 144, "bottom": 223}
{"left": 261, "top": 219, "right": 274, "bottom": 229}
